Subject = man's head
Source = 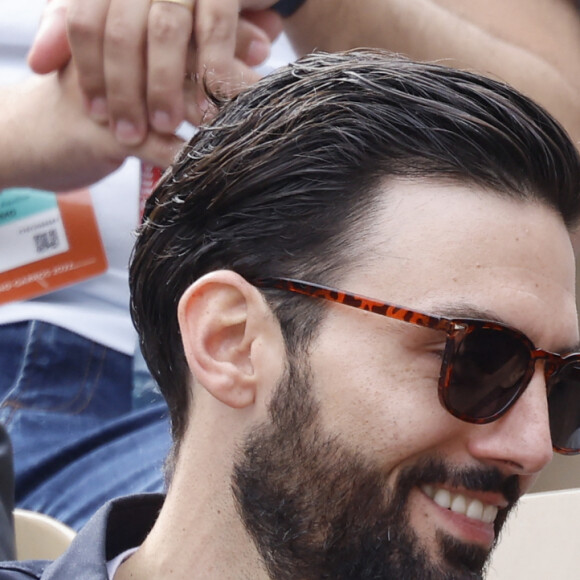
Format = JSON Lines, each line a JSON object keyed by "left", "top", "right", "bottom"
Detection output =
{"left": 130, "top": 50, "right": 580, "bottom": 578}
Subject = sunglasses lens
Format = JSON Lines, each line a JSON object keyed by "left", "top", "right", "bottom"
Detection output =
{"left": 445, "top": 326, "right": 531, "bottom": 420}
{"left": 548, "top": 362, "right": 580, "bottom": 453}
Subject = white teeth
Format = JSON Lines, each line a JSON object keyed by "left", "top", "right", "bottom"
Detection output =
{"left": 466, "top": 499, "right": 484, "bottom": 520}
{"left": 482, "top": 504, "right": 499, "bottom": 524}
{"left": 433, "top": 489, "right": 451, "bottom": 509}
{"left": 421, "top": 485, "right": 498, "bottom": 524}
{"left": 450, "top": 494, "right": 467, "bottom": 514}
{"left": 422, "top": 484, "right": 434, "bottom": 498}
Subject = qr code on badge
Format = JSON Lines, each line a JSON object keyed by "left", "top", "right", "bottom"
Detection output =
{"left": 33, "top": 229, "right": 60, "bottom": 253}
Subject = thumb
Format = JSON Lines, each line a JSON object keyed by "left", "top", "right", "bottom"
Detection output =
{"left": 28, "top": 0, "right": 72, "bottom": 74}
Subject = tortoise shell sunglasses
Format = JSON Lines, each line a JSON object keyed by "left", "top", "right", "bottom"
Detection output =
{"left": 254, "top": 277, "right": 580, "bottom": 455}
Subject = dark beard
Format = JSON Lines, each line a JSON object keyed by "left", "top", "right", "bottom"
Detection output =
{"left": 232, "top": 360, "right": 520, "bottom": 579}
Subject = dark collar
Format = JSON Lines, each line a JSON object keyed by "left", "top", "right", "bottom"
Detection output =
{"left": 42, "top": 494, "right": 164, "bottom": 580}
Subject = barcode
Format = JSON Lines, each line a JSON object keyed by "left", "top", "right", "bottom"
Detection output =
{"left": 33, "top": 229, "right": 59, "bottom": 253}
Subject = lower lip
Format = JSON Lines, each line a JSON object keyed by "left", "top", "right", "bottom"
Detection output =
{"left": 418, "top": 488, "right": 496, "bottom": 548}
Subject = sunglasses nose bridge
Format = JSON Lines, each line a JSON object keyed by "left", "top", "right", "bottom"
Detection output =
{"left": 531, "top": 349, "right": 561, "bottom": 385}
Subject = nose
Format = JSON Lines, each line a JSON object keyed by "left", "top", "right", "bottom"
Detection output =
{"left": 466, "top": 365, "right": 553, "bottom": 480}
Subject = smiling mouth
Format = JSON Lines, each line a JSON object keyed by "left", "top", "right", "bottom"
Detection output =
{"left": 420, "top": 484, "right": 498, "bottom": 524}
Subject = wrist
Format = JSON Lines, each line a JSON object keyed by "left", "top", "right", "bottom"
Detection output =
{"left": 0, "top": 81, "right": 40, "bottom": 189}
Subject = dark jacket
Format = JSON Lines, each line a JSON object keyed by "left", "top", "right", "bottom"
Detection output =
{"left": 0, "top": 494, "right": 163, "bottom": 579}
{"left": 0, "top": 425, "right": 15, "bottom": 562}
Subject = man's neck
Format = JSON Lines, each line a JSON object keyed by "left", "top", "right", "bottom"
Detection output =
{"left": 115, "top": 447, "right": 269, "bottom": 580}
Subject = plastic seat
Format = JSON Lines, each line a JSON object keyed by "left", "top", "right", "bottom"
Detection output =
{"left": 14, "top": 509, "right": 76, "bottom": 560}
{"left": 487, "top": 488, "right": 580, "bottom": 580}
{"left": 531, "top": 453, "right": 580, "bottom": 492}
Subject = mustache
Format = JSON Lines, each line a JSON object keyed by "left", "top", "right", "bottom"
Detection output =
{"left": 396, "top": 456, "right": 521, "bottom": 545}
{"left": 397, "top": 456, "right": 521, "bottom": 506}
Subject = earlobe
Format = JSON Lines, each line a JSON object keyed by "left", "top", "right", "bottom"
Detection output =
{"left": 177, "top": 271, "right": 279, "bottom": 409}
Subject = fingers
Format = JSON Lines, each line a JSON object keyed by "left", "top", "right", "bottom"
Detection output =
{"left": 147, "top": 0, "right": 196, "bottom": 134}
{"left": 10, "top": 65, "right": 183, "bottom": 192}
{"left": 131, "top": 132, "right": 186, "bottom": 168}
{"left": 28, "top": 0, "right": 72, "bottom": 74}
{"left": 65, "top": 0, "right": 111, "bottom": 122}
{"left": 194, "top": 0, "right": 240, "bottom": 99}
{"left": 103, "top": 0, "right": 152, "bottom": 144}
{"left": 181, "top": 10, "right": 276, "bottom": 126}
{"left": 235, "top": 15, "right": 275, "bottom": 67}
{"left": 241, "top": 9, "right": 284, "bottom": 44}
{"left": 55, "top": 61, "right": 184, "bottom": 173}
{"left": 147, "top": 3, "right": 280, "bottom": 132}
{"left": 182, "top": 61, "right": 262, "bottom": 127}
{"left": 190, "top": 1, "right": 280, "bottom": 124}
{"left": 35, "top": 0, "right": 280, "bottom": 149}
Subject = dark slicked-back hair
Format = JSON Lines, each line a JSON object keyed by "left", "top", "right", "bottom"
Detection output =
{"left": 130, "top": 49, "right": 580, "bottom": 452}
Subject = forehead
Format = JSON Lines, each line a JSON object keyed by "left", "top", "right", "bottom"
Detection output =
{"left": 343, "top": 179, "right": 579, "bottom": 351}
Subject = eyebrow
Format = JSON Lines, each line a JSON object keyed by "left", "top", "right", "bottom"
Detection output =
{"left": 436, "top": 302, "right": 580, "bottom": 354}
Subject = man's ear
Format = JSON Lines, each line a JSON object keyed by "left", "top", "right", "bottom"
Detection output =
{"left": 177, "top": 270, "right": 283, "bottom": 409}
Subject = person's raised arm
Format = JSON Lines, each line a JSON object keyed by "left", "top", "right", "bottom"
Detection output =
{"left": 28, "top": 0, "right": 283, "bottom": 146}
{"left": 28, "top": 0, "right": 580, "bottom": 149}
{"left": 284, "top": 0, "right": 580, "bottom": 145}
{"left": 0, "top": 65, "right": 183, "bottom": 192}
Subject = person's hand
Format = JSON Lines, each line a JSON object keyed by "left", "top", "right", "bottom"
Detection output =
{"left": 28, "top": 0, "right": 283, "bottom": 146}
{"left": 4, "top": 61, "right": 184, "bottom": 192}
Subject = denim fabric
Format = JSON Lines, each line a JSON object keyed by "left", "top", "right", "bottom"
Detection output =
{"left": 0, "top": 321, "right": 171, "bottom": 530}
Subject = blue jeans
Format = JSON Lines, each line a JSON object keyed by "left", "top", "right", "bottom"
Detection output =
{"left": 0, "top": 321, "right": 171, "bottom": 530}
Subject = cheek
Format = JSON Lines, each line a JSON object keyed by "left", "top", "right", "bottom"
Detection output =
{"left": 310, "top": 323, "right": 457, "bottom": 466}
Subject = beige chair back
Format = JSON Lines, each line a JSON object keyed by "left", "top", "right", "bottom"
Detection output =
{"left": 487, "top": 488, "right": 580, "bottom": 579}
{"left": 531, "top": 453, "right": 580, "bottom": 492}
{"left": 14, "top": 509, "right": 76, "bottom": 560}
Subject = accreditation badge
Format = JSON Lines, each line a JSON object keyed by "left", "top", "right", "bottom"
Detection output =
{"left": 0, "top": 188, "right": 107, "bottom": 304}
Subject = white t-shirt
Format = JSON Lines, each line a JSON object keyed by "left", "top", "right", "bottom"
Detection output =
{"left": 0, "top": 0, "right": 141, "bottom": 353}
{"left": 0, "top": 0, "right": 295, "bottom": 354}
